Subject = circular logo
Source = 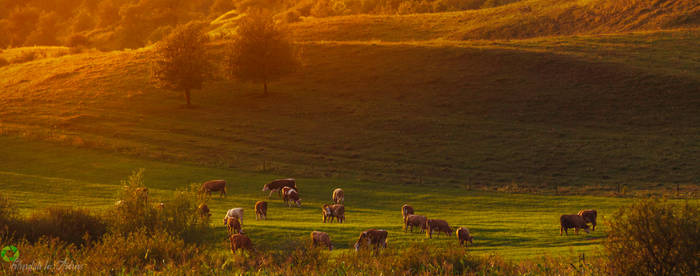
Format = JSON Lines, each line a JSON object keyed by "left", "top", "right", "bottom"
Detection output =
{"left": 1, "top": 246, "right": 19, "bottom": 262}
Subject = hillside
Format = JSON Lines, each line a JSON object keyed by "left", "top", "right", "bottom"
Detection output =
{"left": 289, "top": 0, "right": 700, "bottom": 41}
{"left": 1, "top": 28, "right": 698, "bottom": 194}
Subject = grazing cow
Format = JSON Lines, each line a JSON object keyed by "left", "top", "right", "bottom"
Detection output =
{"left": 262, "top": 178, "right": 297, "bottom": 197}
{"left": 560, "top": 214, "right": 590, "bottom": 235}
{"left": 332, "top": 188, "right": 344, "bottom": 204}
{"left": 197, "top": 203, "right": 211, "bottom": 218}
{"left": 281, "top": 187, "right": 294, "bottom": 203}
{"left": 404, "top": 214, "right": 428, "bottom": 233}
{"left": 255, "top": 201, "right": 267, "bottom": 220}
{"left": 224, "top": 208, "right": 244, "bottom": 226}
{"left": 311, "top": 231, "right": 333, "bottom": 250}
{"left": 229, "top": 234, "right": 253, "bottom": 253}
{"left": 156, "top": 202, "right": 165, "bottom": 210}
{"left": 114, "top": 200, "right": 123, "bottom": 207}
{"left": 426, "top": 219, "right": 452, "bottom": 238}
{"left": 322, "top": 204, "right": 345, "bottom": 223}
{"left": 402, "top": 204, "right": 414, "bottom": 222}
{"left": 354, "top": 229, "right": 388, "bottom": 252}
{"left": 284, "top": 189, "right": 301, "bottom": 207}
{"left": 456, "top": 227, "right": 474, "bottom": 247}
{"left": 201, "top": 180, "right": 226, "bottom": 197}
{"left": 577, "top": 209, "right": 598, "bottom": 231}
{"left": 226, "top": 216, "right": 242, "bottom": 235}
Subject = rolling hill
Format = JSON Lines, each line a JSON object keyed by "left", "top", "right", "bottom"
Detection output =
{"left": 0, "top": 0, "right": 698, "bottom": 195}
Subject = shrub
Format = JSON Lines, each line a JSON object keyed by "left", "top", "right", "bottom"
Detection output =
{"left": 67, "top": 34, "right": 90, "bottom": 48}
{"left": 23, "top": 206, "right": 107, "bottom": 247}
{"left": 0, "top": 194, "right": 20, "bottom": 237}
{"left": 604, "top": 199, "right": 699, "bottom": 275}
{"left": 107, "top": 169, "right": 210, "bottom": 243}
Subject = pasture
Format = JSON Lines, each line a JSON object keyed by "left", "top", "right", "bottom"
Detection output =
{"left": 0, "top": 136, "right": 638, "bottom": 259}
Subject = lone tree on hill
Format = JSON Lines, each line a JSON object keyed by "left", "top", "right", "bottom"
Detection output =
{"left": 226, "top": 10, "right": 300, "bottom": 96}
{"left": 152, "top": 21, "right": 211, "bottom": 107}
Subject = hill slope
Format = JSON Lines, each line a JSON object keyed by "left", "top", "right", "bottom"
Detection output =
{"left": 1, "top": 29, "right": 698, "bottom": 193}
{"left": 289, "top": 0, "right": 700, "bottom": 41}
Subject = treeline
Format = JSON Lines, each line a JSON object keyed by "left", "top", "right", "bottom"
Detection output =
{"left": 0, "top": 0, "right": 522, "bottom": 50}
{"left": 0, "top": 0, "right": 237, "bottom": 50}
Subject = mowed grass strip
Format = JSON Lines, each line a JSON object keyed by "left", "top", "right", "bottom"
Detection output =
{"left": 0, "top": 136, "right": 658, "bottom": 259}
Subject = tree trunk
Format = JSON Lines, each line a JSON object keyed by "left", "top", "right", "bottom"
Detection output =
{"left": 184, "top": 88, "right": 191, "bottom": 106}
{"left": 263, "top": 80, "right": 268, "bottom": 96}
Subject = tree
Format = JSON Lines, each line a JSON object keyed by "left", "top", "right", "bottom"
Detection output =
{"left": 604, "top": 199, "right": 699, "bottom": 275}
{"left": 151, "top": 21, "right": 211, "bottom": 107}
{"left": 226, "top": 10, "right": 300, "bottom": 96}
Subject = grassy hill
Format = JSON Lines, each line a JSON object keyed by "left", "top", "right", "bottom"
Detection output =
{"left": 289, "top": 0, "right": 700, "bottom": 41}
{"left": 1, "top": 28, "right": 698, "bottom": 195}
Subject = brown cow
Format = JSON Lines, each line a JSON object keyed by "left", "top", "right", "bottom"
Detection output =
{"left": 281, "top": 187, "right": 293, "bottom": 203}
{"left": 322, "top": 204, "right": 345, "bottom": 223}
{"left": 332, "top": 188, "right": 344, "bottom": 204}
{"left": 229, "top": 234, "right": 253, "bottom": 253}
{"left": 577, "top": 209, "right": 598, "bottom": 231}
{"left": 197, "top": 203, "right": 211, "bottom": 219}
{"left": 560, "top": 214, "right": 590, "bottom": 235}
{"left": 402, "top": 204, "right": 414, "bottom": 222}
{"left": 201, "top": 180, "right": 226, "bottom": 197}
{"left": 426, "top": 219, "right": 452, "bottom": 238}
{"left": 354, "top": 229, "right": 388, "bottom": 252}
{"left": 404, "top": 214, "right": 428, "bottom": 233}
{"left": 262, "top": 178, "right": 297, "bottom": 198}
{"left": 456, "top": 227, "right": 474, "bottom": 247}
{"left": 284, "top": 189, "right": 301, "bottom": 207}
{"left": 226, "top": 216, "right": 242, "bottom": 235}
{"left": 311, "top": 231, "right": 333, "bottom": 250}
{"left": 255, "top": 201, "right": 267, "bottom": 220}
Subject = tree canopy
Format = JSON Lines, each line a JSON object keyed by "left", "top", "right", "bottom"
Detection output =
{"left": 151, "top": 21, "right": 211, "bottom": 106}
{"left": 226, "top": 10, "right": 300, "bottom": 95}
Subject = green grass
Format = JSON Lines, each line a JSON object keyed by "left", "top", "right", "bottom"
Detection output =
{"left": 0, "top": 135, "right": 655, "bottom": 259}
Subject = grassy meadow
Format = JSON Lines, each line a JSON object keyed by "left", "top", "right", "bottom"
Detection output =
{"left": 0, "top": 136, "right": 631, "bottom": 260}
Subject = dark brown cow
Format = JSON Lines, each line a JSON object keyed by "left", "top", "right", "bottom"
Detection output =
{"left": 354, "top": 229, "right": 388, "bottom": 252}
{"left": 262, "top": 178, "right": 297, "bottom": 197}
{"left": 404, "top": 214, "right": 428, "bottom": 233}
{"left": 426, "top": 219, "right": 452, "bottom": 238}
{"left": 402, "top": 204, "right": 414, "bottom": 222}
{"left": 255, "top": 201, "right": 267, "bottom": 220}
{"left": 311, "top": 231, "right": 333, "bottom": 250}
{"left": 230, "top": 234, "right": 253, "bottom": 253}
{"left": 284, "top": 189, "right": 301, "bottom": 207}
{"left": 201, "top": 180, "right": 226, "bottom": 197}
{"left": 322, "top": 204, "right": 345, "bottom": 223}
{"left": 577, "top": 209, "right": 598, "bottom": 231}
{"left": 226, "top": 216, "right": 242, "bottom": 235}
{"left": 456, "top": 227, "right": 474, "bottom": 247}
{"left": 197, "top": 203, "right": 211, "bottom": 218}
{"left": 560, "top": 214, "right": 590, "bottom": 235}
{"left": 332, "top": 188, "right": 344, "bottom": 204}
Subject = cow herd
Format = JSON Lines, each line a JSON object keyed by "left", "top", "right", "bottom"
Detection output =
{"left": 194, "top": 178, "right": 599, "bottom": 253}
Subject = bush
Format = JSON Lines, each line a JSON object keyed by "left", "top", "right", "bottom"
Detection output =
{"left": 67, "top": 34, "right": 90, "bottom": 48}
{"left": 604, "top": 199, "right": 699, "bottom": 275}
{"left": 0, "top": 194, "right": 20, "bottom": 236}
{"left": 107, "top": 169, "right": 210, "bottom": 243}
{"left": 23, "top": 206, "right": 107, "bottom": 247}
